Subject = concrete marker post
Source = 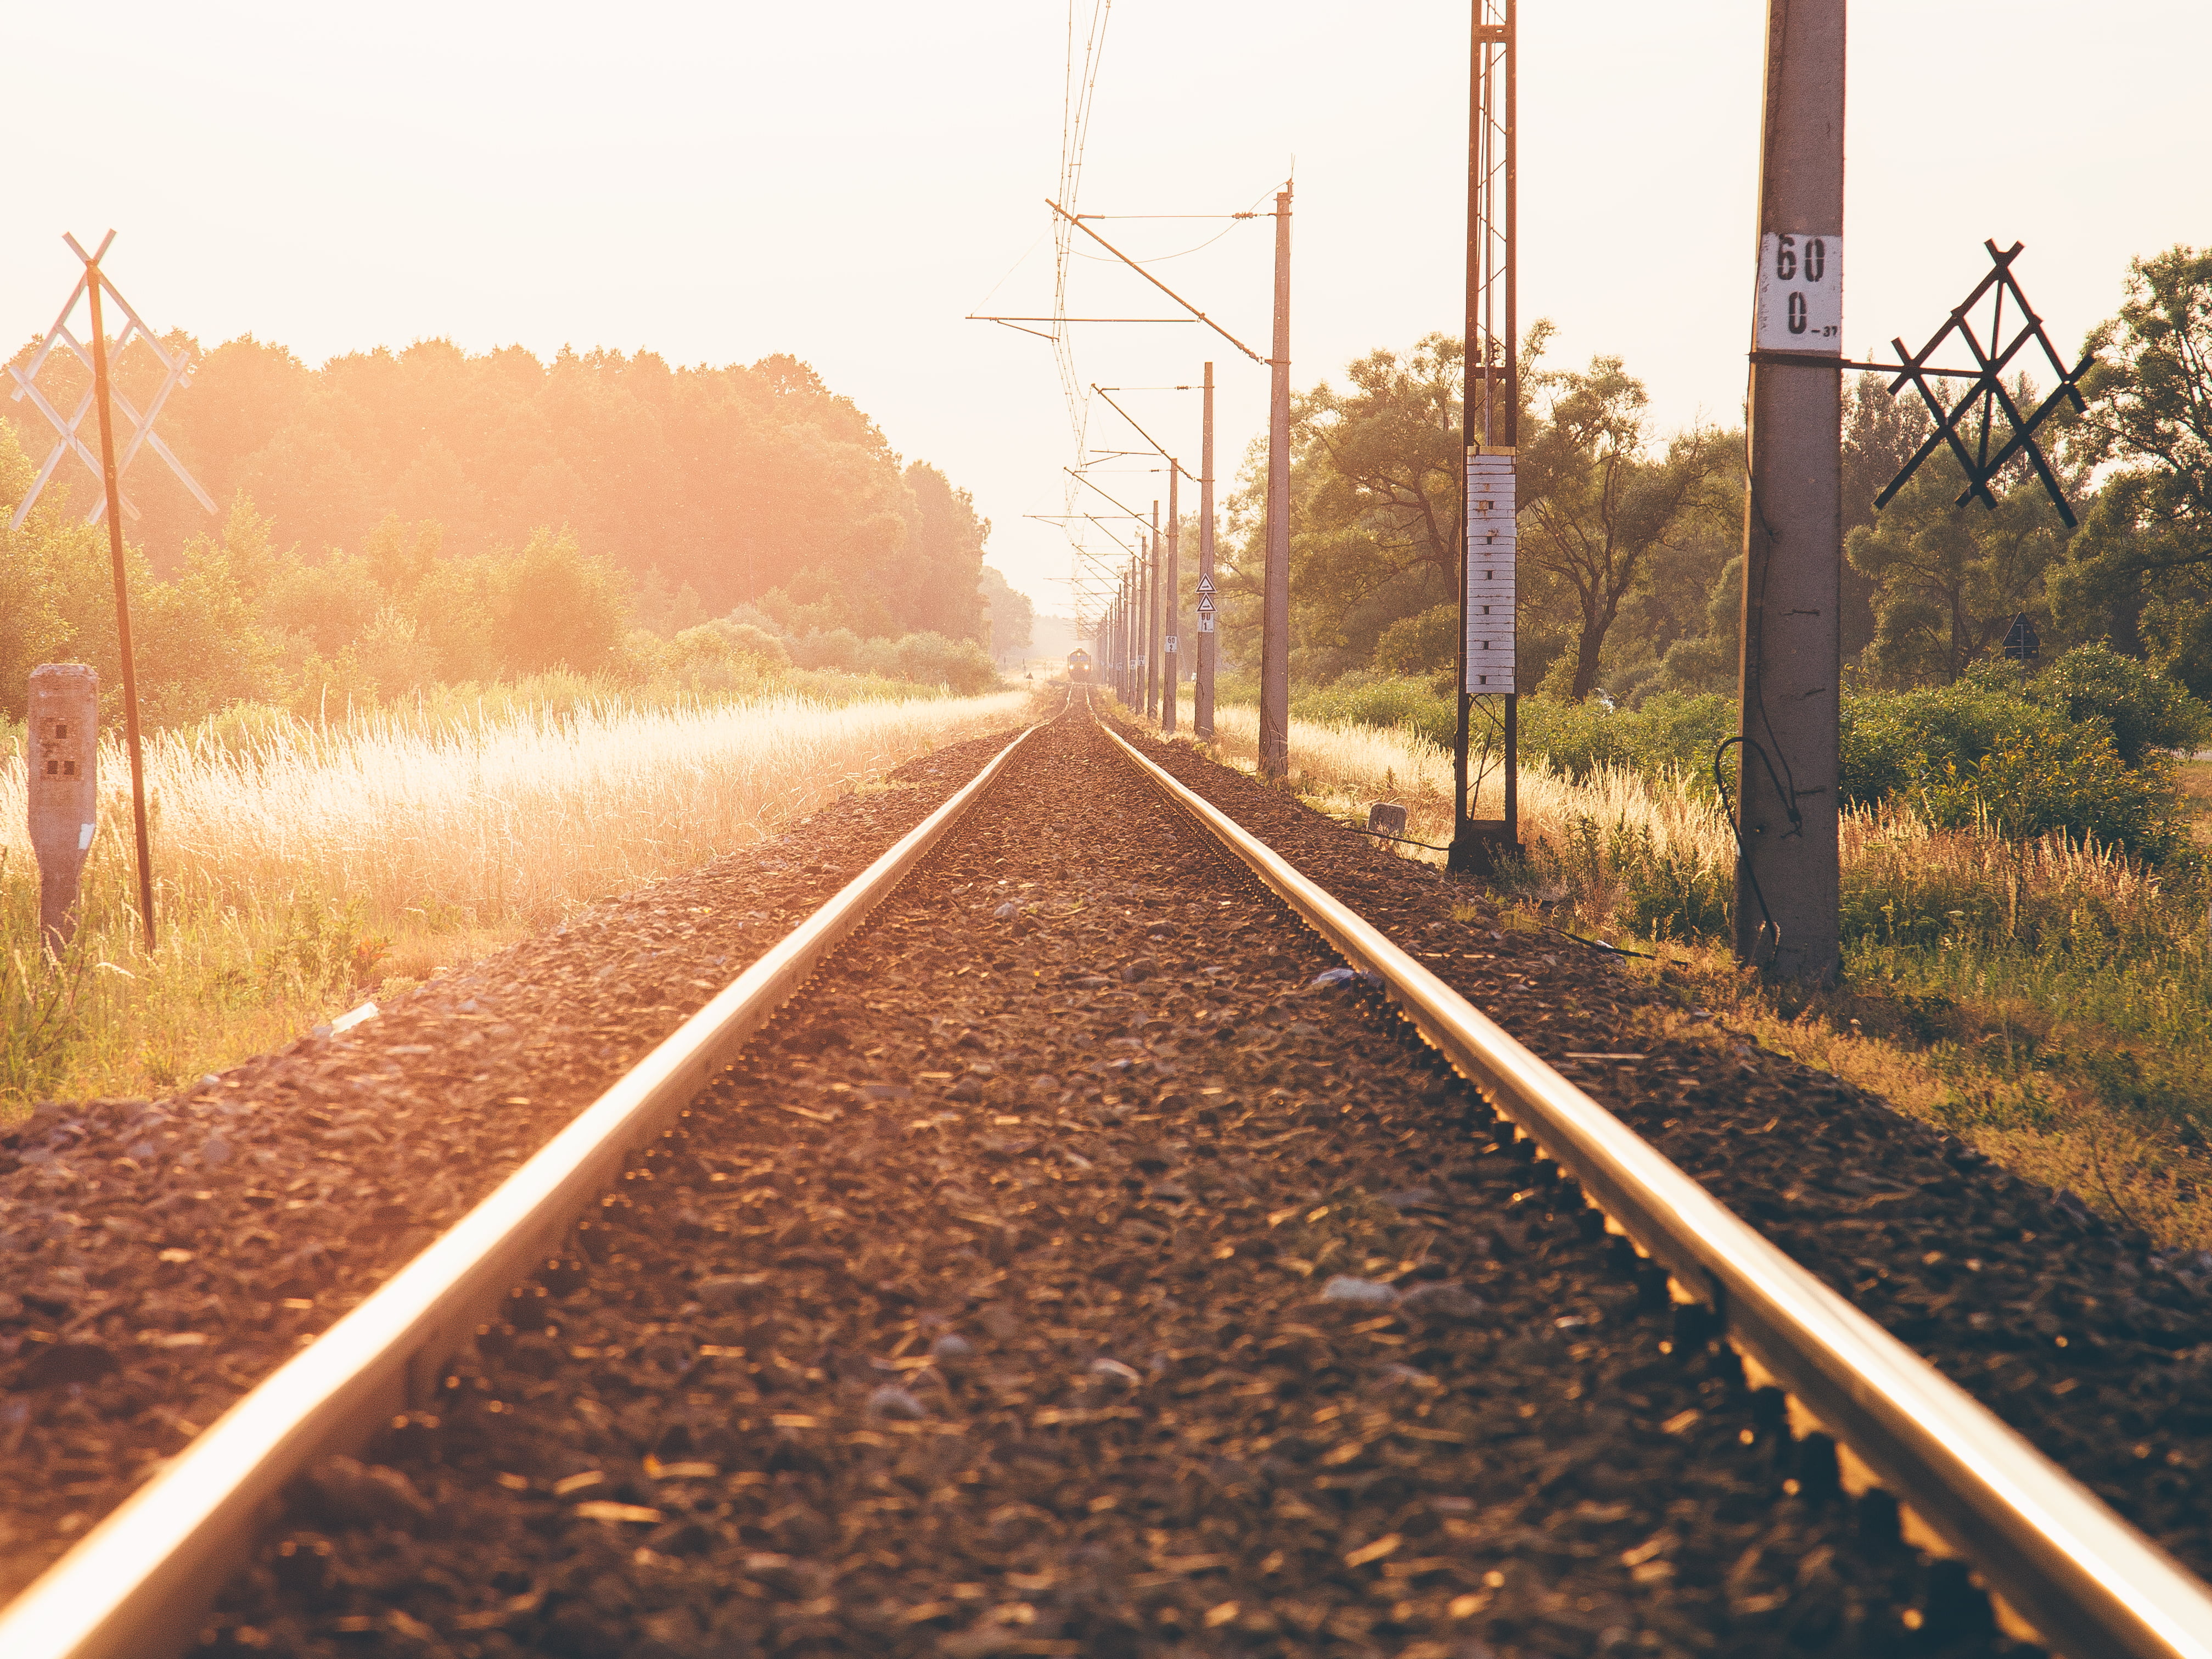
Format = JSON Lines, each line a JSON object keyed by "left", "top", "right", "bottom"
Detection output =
{"left": 27, "top": 664, "right": 99, "bottom": 956}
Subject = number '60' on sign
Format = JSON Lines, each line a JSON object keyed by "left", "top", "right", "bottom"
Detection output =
{"left": 1755, "top": 230, "right": 1843, "bottom": 352}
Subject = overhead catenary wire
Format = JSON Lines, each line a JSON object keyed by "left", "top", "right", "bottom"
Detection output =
{"left": 1046, "top": 199, "right": 1271, "bottom": 366}
{"left": 1090, "top": 383, "right": 1195, "bottom": 481}
{"left": 1064, "top": 465, "right": 1153, "bottom": 525}
{"left": 1052, "top": 0, "right": 1115, "bottom": 625}
{"left": 1070, "top": 220, "right": 1245, "bottom": 264}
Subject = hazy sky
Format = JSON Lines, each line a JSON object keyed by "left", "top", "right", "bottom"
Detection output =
{"left": 5, "top": 2, "right": 2203, "bottom": 621}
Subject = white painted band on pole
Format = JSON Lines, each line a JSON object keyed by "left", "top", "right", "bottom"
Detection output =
{"left": 1465, "top": 449, "right": 1517, "bottom": 684}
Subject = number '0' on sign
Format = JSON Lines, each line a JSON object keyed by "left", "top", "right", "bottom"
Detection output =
{"left": 1755, "top": 232, "right": 1842, "bottom": 352}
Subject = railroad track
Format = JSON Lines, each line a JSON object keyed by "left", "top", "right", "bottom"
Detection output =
{"left": 2, "top": 691, "right": 2209, "bottom": 1658}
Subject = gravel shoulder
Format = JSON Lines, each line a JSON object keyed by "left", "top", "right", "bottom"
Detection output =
{"left": 0, "top": 724, "right": 1029, "bottom": 1603}
{"left": 1113, "top": 710, "right": 2212, "bottom": 1585}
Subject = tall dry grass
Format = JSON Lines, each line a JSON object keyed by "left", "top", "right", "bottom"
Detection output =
{"left": 2, "top": 687, "right": 1029, "bottom": 1107}
{"left": 1197, "top": 699, "right": 1730, "bottom": 909}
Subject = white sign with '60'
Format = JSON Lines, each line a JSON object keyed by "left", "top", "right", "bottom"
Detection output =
{"left": 1755, "top": 232, "right": 1842, "bottom": 351}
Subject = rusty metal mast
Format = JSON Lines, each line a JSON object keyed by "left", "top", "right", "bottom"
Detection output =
{"left": 1450, "top": 1, "right": 1520, "bottom": 874}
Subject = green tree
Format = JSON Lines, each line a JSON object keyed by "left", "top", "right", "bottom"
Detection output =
{"left": 129, "top": 534, "right": 282, "bottom": 724}
{"left": 410, "top": 555, "right": 504, "bottom": 683}
{"left": 1838, "top": 656, "right": 2199, "bottom": 859}
{"left": 266, "top": 552, "right": 385, "bottom": 657}
{"left": 1519, "top": 355, "right": 1725, "bottom": 700}
{"left": 494, "top": 529, "right": 631, "bottom": 676}
{"left": 2049, "top": 245, "right": 2212, "bottom": 689}
{"left": 978, "top": 564, "right": 1034, "bottom": 660}
{"left": 2033, "top": 641, "right": 2210, "bottom": 764}
{"left": 1214, "top": 334, "right": 1475, "bottom": 682}
{"left": 1372, "top": 601, "right": 1458, "bottom": 679}
{"left": 1289, "top": 332, "right": 1466, "bottom": 644}
{"left": 1846, "top": 446, "right": 2071, "bottom": 686}
{"left": 0, "top": 428, "right": 72, "bottom": 719}
{"left": 1841, "top": 369, "right": 1934, "bottom": 658}
{"left": 897, "top": 463, "right": 991, "bottom": 643}
{"left": 2, "top": 333, "right": 997, "bottom": 637}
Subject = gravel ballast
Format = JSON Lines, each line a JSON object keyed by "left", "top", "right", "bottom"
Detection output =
{"left": 1111, "top": 711, "right": 2212, "bottom": 1587}
{"left": 200, "top": 706, "right": 2060, "bottom": 1658}
{"left": 0, "top": 727, "right": 1028, "bottom": 1603}
{"left": 10, "top": 695, "right": 2209, "bottom": 1658}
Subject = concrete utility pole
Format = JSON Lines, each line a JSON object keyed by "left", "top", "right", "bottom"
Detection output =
{"left": 1196, "top": 361, "right": 1217, "bottom": 740}
{"left": 1259, "top": 185, "right": 1294, "bottom": 778}
{"left": 1735, "top": 0, "right": 1845, "bottom": 982}
{"left": 1118, "top": 578, "right": 1128, "bottom": 703}
{"left": 1131, "top": 552, "right": 1144, "bottom": 705}
{"left": 1126, "top": 557, "right": 1137, "bottom": 704}
{"left": 1163, "top": 468, "right": 1180, "bottom": 733}
{"left": 1119, "top": 568, "right": 1134, "bottom": 702}
{"left": 1137, "top": 536, "right": 1152, "bottom": 715}
{"left": 1107, "top": 584, "right": 1119, "bottom": 700}
{"left": 27, "top": 664, "right": 98, "bottom": 955}
{"left": 1148, "top": 506, "right": 1164, "bottom": 720}
{"left": 1113, "top": 587, "right": 1125, "bottom": 702}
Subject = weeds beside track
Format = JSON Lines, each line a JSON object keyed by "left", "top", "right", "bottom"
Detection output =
{"left": 0, "top": 688, "right": 1029, "bottom": 1111}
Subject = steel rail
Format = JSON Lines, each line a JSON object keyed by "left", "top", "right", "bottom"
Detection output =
{"left": 0, "top": 721, "right": 1046, "bottom": 1659}
{"left": 1100, "top": 718, "right": 2212, "bottom": 1659}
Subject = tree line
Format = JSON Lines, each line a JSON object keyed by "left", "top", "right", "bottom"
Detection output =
{"left": 1203, "top": 243, "right": 2210, "bottom": 710}
{"left": 1, "top": 339, "right": 1031, "bottom": 724}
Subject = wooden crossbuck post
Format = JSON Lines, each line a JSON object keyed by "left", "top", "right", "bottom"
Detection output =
{"left": 73, "top": 237, "right": 160, "bottom": 950}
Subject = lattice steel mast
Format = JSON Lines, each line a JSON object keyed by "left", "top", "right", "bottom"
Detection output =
{"left": 1450, "top": 1, "right": 1520, "bottom": 873}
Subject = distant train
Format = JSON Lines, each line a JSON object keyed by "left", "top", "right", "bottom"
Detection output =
{"left": 1066, "top": 647, "right": 1092, "bottom": 683}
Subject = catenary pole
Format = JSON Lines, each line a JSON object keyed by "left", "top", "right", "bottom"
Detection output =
{"left": 1123, "top": 561, "right": 1132, "bottom": 703}
{"left": 1122, "top": 573, "right": 1132, "bottom": 704}
{"left": 1106, "top": 589, "right": 1116, "bottom": 700}
{"left": 1147, "top": 504, "right": 1162, "bottom": 721}
{"left": 1197, "top": 361, "right": 1216, "bottom": 739}
{"left": 1128, "top": 557, "right": 1141, "bottom": 704}
{"left": 1164, "top": 465, "right": 1180, "bottom": 733}
{"left": 1116, "top": 574, "right": 1129, "bottom": 702}
{"left": 1735, "top": 0, "right": 1844, "bottom": 982}
{"left": 1113, "top": 590, "right": 1124, "bottom": 702}
{"left": 1113, "top": 584, "right": 1123, "bottom": 702}
{"left": 1135, "top": 539, "right": 1149, "bottom": 714}
{"left": 1259, "top": 185, "right": 1293, "bottom": 779}
{"left": 1130, "top": 552, "right": 1139, "bottom": 705}
{"left": 83, "top": 257, "right": 157, "bottom": 950}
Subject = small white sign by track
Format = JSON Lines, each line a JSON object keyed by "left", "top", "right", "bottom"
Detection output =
{"left": 1755, "top": 231, "right": 1843, "bottom": 351}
